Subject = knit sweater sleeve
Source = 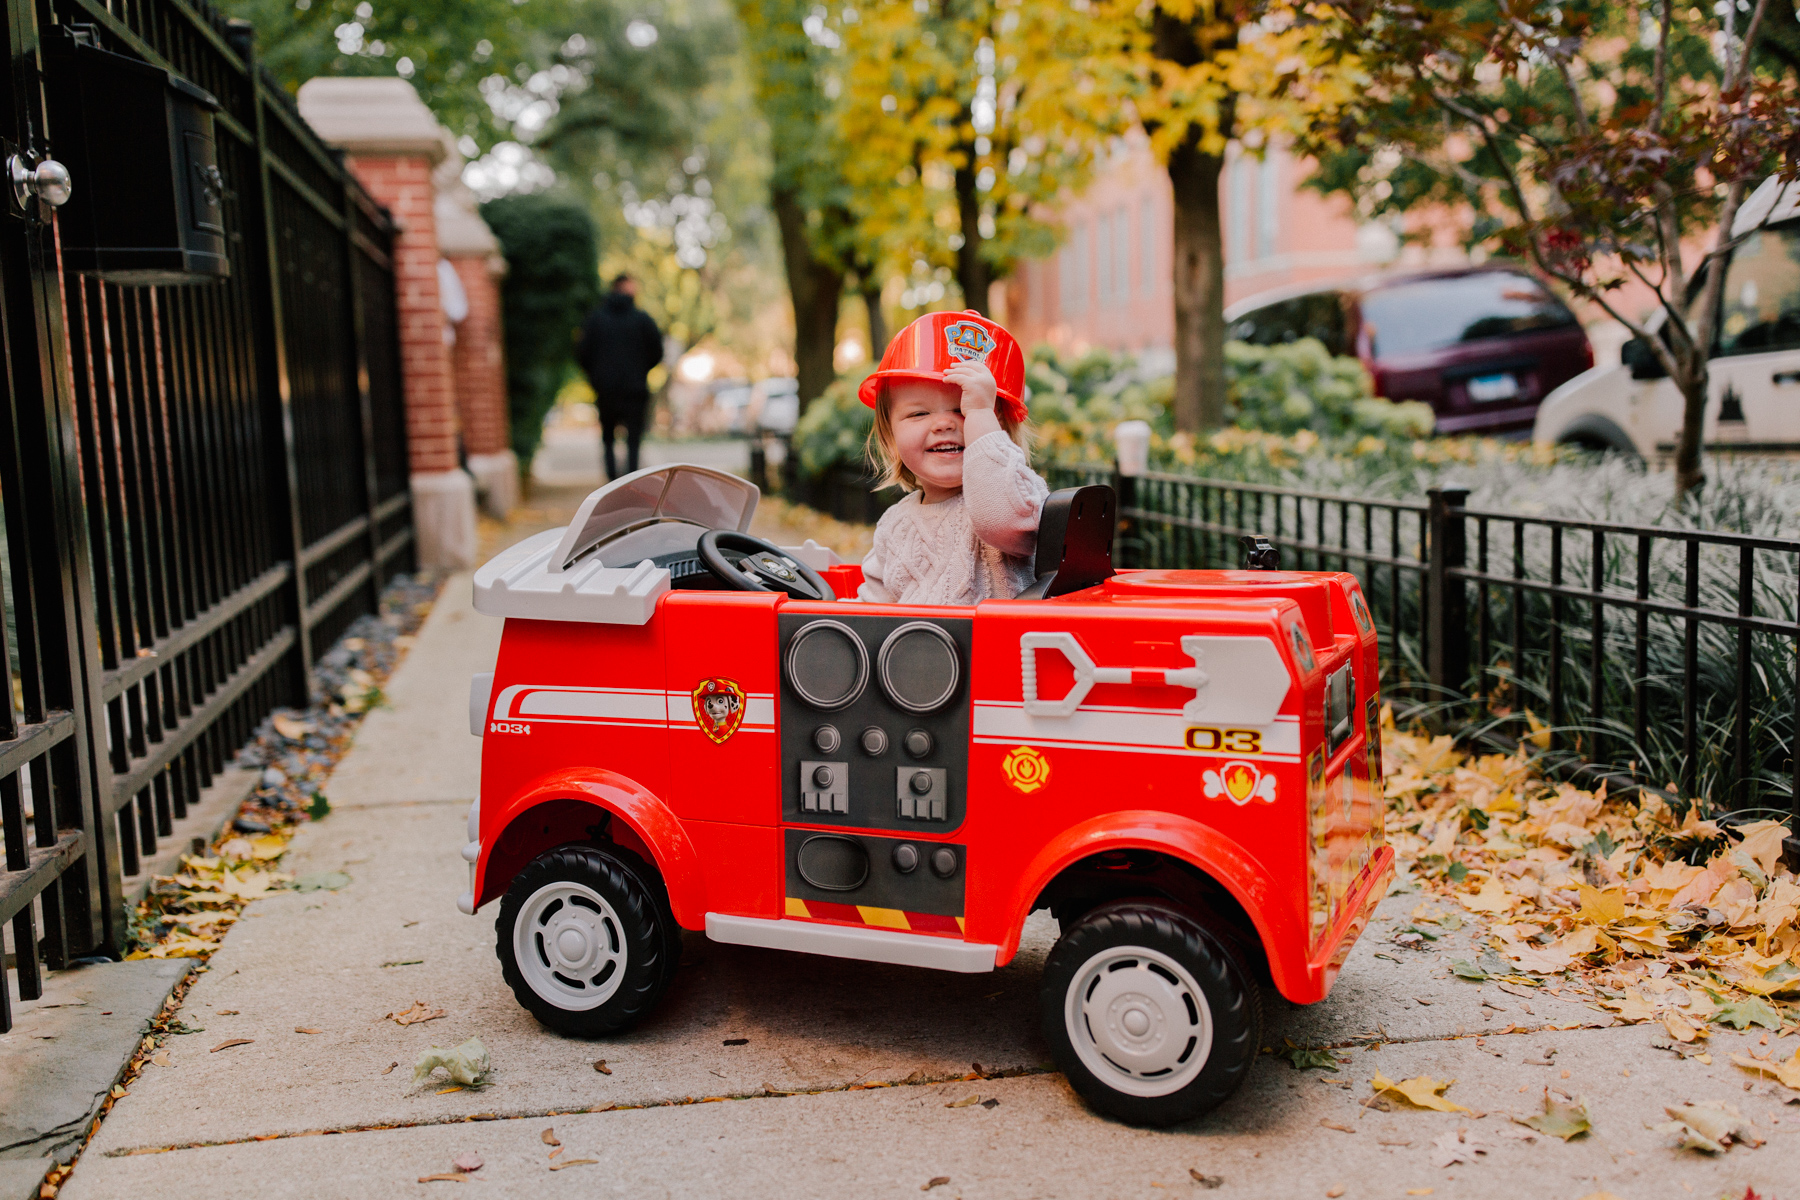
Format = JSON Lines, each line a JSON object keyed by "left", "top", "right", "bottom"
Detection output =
{"left": 962, "top": 430, "right": 1049, "bottom": 559}
{"left": 857, "top": 506, "right": 902, "bottom": 602}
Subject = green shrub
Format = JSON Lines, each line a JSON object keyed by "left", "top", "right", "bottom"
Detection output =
{"left": 791, "top": 367, "right": 875, "bottom": 478}
{"left": 480, "top": 195, "right": 601, "bottom": 467}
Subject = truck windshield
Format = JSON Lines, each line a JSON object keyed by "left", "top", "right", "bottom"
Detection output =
{"left": 1361, "top": 272, "right": 1576, "bottom": 358}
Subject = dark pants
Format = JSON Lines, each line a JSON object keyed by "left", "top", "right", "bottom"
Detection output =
{"left": 597, "top": 396, "right": 648, "bottom": 480}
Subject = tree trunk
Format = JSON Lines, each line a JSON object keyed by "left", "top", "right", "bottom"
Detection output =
{"left": 861, "top": 277, "right": 889, "bottom": 359}
{"left": 1167, "top": 133, "right": 1227, "bottom": 431}
{"left": 954, "top": 160, "right": 990, "bottom": 315}
{"left": 1671, "top": 368, "right": 1709, "bottom": 496}
{"left": 772, "top": 184, "right": 845, "bottom": 409}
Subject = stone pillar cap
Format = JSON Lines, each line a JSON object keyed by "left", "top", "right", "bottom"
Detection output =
{"left": 296, "top": 77, "right": 449, "bottom": 163}
{"left": 436, "top": 191, "right": 499, "bottom": 256}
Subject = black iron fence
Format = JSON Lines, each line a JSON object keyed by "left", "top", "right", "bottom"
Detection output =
{"left": 1044, "top": 464, "right": 1800, "bottom": 841}
{"left": 0, "top": 0, "right": 411, "bottom": 1030}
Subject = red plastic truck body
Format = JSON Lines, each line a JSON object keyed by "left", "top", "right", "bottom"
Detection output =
{"left": 465, "top": 475, "right": 1391, "bottom": 1004}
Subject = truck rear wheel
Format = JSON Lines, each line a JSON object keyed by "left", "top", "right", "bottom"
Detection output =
{"left": 1042, "top": 901, "right": 1262, "bottom": 1126}
{"left": 497, "top": 846, "right": 675, "bottom": 1036}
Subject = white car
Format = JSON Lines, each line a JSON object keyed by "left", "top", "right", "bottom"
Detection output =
{"left": 1533, "top": 177, "right": 1800, "bottom": 458}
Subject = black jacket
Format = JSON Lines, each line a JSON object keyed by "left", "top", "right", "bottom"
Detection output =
{"left": 576, "top": 292, "right": 664, "bottom": 403}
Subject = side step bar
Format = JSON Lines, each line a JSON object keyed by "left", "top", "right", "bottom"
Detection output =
{"left": 705, "top": 913, "right": 998, "bottom": 973}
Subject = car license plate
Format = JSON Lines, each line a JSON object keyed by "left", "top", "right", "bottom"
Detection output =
{"left": 1466, "top": 372, "right": 1519, "bottom": 402}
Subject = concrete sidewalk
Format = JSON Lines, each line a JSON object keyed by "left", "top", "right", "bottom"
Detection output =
{"left": 54, "top": 531, "right": 1800, "bottom": 1197}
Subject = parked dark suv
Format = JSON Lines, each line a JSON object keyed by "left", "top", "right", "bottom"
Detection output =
{"left": 1224, "top": 267, "right": 1594, "bottom": 436}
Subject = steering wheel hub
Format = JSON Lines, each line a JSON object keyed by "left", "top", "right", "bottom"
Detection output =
{"left": 697, "top": 531, "right": 836, "bottom": 601}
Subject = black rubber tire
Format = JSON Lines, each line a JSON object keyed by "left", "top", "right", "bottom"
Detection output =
{"left": 496, "top": 845, "right": 675, "bottom": 1037}
{"left": 1041, "top": 901, "right": 1263, "bottom": 1127}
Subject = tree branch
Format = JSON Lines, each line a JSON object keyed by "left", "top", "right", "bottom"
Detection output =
{"left": 1650, "top": 0, "right": 1671, "bottom": 134}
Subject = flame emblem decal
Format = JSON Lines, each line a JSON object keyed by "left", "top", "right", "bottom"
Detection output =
{"left": 1203, "top": 759, "right": 1278, "bottom": 806}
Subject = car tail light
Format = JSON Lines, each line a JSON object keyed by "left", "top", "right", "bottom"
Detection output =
{"left": 1581, "top": 339, "right": 1594, "bottom": 370}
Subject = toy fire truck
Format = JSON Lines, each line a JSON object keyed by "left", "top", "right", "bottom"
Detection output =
{"left": 463, "top": 464, "right": 1390, "bottom": 1126}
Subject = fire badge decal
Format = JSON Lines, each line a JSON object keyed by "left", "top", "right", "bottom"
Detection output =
{"left": 1001, "top": 745, "right": 1050, "bottom": 793}
{"left": 691, "top": 678, "right": 746, "bottom": 744}
{"left": 944, "top": 319, "right": 996, "bottom": 364}
{"left": 1203, "top": 760, "right": 1278, "bottom": 806}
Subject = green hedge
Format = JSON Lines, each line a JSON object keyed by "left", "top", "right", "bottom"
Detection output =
{"left": 480, "top": 195, "right": 601, "bottom": 467}
{"left": 790, "top": 341, "right": 1432, "bottom": 482}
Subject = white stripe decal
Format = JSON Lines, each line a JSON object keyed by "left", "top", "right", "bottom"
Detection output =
{"left": 972, "top": 702, "right": 1300, "bottom": 758}
{"left": 665, "top": 692, "right": 775, "bottom": 728}
{"left": 519, "top": 689, "right": 667, "bottom": 722}
{"left": 495, "top": 686, "right": 774, "bottom": 732}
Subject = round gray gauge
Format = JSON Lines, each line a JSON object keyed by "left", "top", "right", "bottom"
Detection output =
{"left": 877, "top": 622, "right": 960, "bottom": 714}
{"left": 785, "top": 620, "right": 868, "bottom": 710}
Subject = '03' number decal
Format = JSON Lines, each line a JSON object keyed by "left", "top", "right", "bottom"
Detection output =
{"left": 1184, "top": 727, "right": 1261, "bottom": 754}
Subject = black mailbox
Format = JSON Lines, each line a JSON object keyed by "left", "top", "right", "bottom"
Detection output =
{"left": 46, "top": 27, "right": 229, "bottom": 284}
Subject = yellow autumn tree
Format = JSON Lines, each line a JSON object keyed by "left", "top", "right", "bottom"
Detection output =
{"left": 834, "top": 0, "right": 1124, "bottom": 324}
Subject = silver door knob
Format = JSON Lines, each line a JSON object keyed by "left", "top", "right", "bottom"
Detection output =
{"left": 10, "top": 156, "right": 72, "bottom": 208}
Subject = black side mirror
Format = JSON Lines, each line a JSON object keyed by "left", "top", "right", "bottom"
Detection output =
{"left": 1239, "top": 536, "right": 1280, "bottom": 570}
{"left": 1621, "top": 336, "right": 1668, "bottom": 380}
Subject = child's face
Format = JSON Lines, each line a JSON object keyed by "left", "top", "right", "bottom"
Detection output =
{"left": 888, "top": 380, "right": 966, "bottom": 498}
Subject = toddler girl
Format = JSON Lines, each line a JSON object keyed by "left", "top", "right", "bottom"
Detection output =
{"left": 855, "top": 311, "right": 1048, "bottom": 605}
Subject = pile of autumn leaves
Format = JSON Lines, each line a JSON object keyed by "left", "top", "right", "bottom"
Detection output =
{"left": 1381, "top": 710, "right": 1800, "bottom": 1090}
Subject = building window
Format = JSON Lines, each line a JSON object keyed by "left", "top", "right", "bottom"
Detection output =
{"left": 1139, "top": 197, "right": 1157, "bottom": 296}
{"left": 1108, "top": 206, "right": 1123, "bottom": 302}
{"left": 1228, "top": 150, "right": 1252, "bottom": 264}
{"left": 1060, "top": 222, "right": 1088, "bottom": 316}
{"left": 1257, "top": 150, "right": 1281, "bottom": 260}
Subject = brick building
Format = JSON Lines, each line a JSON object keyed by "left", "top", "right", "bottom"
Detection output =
{"left": 296, "top": 78, "right": 515, "bottom": 570}
{"left": 1000, "top": 134, "right": 1406, "bottom": 357}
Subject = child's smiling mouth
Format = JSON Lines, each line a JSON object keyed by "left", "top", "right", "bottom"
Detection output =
{"left": 926, "top": 440, "right": 963, "bottom": 457}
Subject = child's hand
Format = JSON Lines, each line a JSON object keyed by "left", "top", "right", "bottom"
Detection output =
{"left": 944, "top": 360, "right": 997, "bottom": 416}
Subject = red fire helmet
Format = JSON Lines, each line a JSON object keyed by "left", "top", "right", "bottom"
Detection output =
{"left": 858, "top": 310, "right": 1027, "bottom": 424}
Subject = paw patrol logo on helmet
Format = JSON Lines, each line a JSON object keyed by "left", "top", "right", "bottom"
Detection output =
{"left": 943, "top": 320, "right": 995, "bottom": 364}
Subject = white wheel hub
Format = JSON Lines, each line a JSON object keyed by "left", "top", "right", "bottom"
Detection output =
{"left": 1065, "top": 944, "right": 1213, "bottom": 1097}
{"left": 513, "top": 880, "right": 628, "bottom": 1011}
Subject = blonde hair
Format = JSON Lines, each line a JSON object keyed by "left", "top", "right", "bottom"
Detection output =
{"left": 866, "top": 381, "right": 1032, "bottom": 492}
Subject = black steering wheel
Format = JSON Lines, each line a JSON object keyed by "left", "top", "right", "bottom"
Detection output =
{"left": 697, "top": 530, "right": 836, "bottom": 601}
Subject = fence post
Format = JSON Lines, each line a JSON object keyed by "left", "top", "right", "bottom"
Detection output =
{"left": 1427, "top": 486, "right": 1470, "bottom": 717}
{"left": 235, "top": 25, "right": 313, "bottom": 704}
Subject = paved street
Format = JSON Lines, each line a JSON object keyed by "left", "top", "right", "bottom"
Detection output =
{"left": 52, "top": 467, "right": 1800, "bottom": 1199}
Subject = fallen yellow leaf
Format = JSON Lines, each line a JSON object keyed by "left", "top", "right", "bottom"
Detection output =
{"left": 1370, "top": 1071, "right": 1470, "bottom": 1113}
{"left": 1730, "top": 1047, "right": 1800, "bottom": 1090}
{"left": 1461, "top": 879, "right": 1518, "bottom": 914}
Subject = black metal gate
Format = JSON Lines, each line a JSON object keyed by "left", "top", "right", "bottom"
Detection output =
{"left": 0, "top": 0, "right": 411, "bottom": 1029}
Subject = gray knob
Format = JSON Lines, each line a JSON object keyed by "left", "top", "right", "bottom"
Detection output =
{"left": 812, "top": 724, "right": 841, "bottom": 754}
{"left": 10, "top": 156, "right": 71, "bottom": 208}
{"left": 892, "top": 843, "right": 919, "bottom": 873}
{"left": 904, "top": 729, "right": 932, "bottom": 758}
{"left": 860, "top": 726, "right": 887, "bottom": 755}
{"left": 909, "top": 770, "right": 933, "bottom": 795}
{"left": 812, "top": 765, "right": 834, "bottom": 788}
{"left": 930, "top": 847, "right": 958, "bottom": 878}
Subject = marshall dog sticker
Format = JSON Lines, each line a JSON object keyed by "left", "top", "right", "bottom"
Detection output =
{"left": 692, "top": 678, "right": 747, "bottom": 743}
{"left": 943, "top": 319, "right": 996, "bottom": 364}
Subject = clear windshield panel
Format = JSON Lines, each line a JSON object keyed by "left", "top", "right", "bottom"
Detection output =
{"left": 556, "top": 464, "right": 758, "bottom": 570}
{"left": 661, "top": 467, "right": 759, "bottom": 532}
{"left": 1717, "top": 225, "right": 1800, "bottom": 356}
{"left": 596, "top": 520, "right": 707, "bottom": 566}
{"left": 1361, "top": 272, "right": 1577, "bottom": 358}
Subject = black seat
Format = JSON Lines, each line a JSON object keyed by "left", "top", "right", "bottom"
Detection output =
{"left": 1017, "top": 485, "right": 1116, "bottom": 599}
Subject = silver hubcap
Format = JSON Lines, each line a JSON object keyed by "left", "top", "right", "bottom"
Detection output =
{"left": 513, "top": 881, "right": 628, "bottom": 1011}
{"left": 1065, "top": 944, "right": 1213, "bottom": 1097}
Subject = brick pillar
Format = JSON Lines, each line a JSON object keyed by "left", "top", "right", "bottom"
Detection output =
{"left": 296, "top": 78, "right": 477, "bottom": 569}
{"left": 438, "top": 187, "right": 516, "bottom": 518}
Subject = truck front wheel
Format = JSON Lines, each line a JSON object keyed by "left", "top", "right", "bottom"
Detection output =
{"left": 497, "top": 846, "right": 675, "bottom": 1036}
{"left": 1042, "top": 901, "right": 1262, "bottom": 1126}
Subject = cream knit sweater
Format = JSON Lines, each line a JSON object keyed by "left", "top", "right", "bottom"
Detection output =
{"left": 857, "top": 431, "right": 1049, "bottom": 606}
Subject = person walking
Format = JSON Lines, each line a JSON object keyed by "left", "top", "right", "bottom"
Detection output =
{"left": 575, "top": 274, "right": 664, "bottom": 480}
